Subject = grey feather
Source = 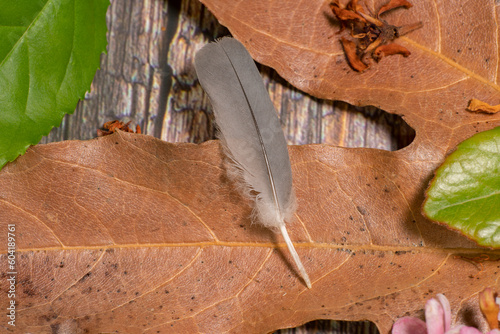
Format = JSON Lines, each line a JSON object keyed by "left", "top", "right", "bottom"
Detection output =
{"left": 195, "top": 37, "right": 311, "bottom": 288}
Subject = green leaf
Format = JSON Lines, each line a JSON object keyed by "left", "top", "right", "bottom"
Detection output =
{"left": 0, "top": 0, "right": 108, "bottom": 168}
{"left": 423, "top": 127, "right": 500, "bottom": 247}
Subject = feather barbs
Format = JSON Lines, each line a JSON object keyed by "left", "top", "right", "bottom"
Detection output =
{"left": 195, "top": 37, "right": 311, "bottom": 289}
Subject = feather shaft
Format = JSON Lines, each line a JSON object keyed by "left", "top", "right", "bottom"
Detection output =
{"left": 280, "top": 224, "right": 312, "bottom": 289}
{"left": 195, "top": 37, "right": 311, "bottom": 288}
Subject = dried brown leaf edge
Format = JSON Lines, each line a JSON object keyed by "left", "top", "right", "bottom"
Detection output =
{"left": 1, "top": 132, "right": 499, "bottom": 333}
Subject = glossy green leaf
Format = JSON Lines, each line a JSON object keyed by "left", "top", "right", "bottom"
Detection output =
{"left": 0, "top": 0, "right": 108, "bottom": 168}
{"left": 423, "top": 127, "right": 500, "bottom": 247}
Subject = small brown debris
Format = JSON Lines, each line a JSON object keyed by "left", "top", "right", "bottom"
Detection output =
{"left": 340, "top": 37, "right": 368, "bottom": 72}
{"left": 378, "top": 0, "right": 413, "bottom": 16}
{"left": 97, "top": 120, "right": 142, "bottom": 137}
{"left": 330, "top": 1, "right": 365, "bottom": 33}
{"left": 330, "top": 2, "right": 365, "bottom": 22}
{"left": 330, "top": 0, "right": 422, "bottom": 72}
{"left": 373, "top": 43, "right": 411, "bottom": 62}
{"left": 467, "top": 98, "right": 500, "bottom": 114}
{"left": 479, "top": 288, "right": 499, "bottom": 330}
{"left": 346, "top": 0, "right": 364, "bottom": 13}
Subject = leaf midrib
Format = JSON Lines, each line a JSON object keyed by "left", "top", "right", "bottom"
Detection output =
{"left": 7, "top": 242, "right": 500, "bottom": 255}
{"left": 401, "top": 36, "right": 500, "bottom": 93}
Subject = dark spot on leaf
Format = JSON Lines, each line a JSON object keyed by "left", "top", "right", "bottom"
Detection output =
{"left": 23, "top": 288, "right": 36, "bottom": 297}
{"left": 50, "top": 323, "right": 60, "bottom": 333}
{"left": 356, "top": 206, "right": 367, "bottom": 215}
{"left": 81, "top": 287, "right": 92, "bottom": 295}
{"left": 79, "top": 272, "right": 91, "bottom": 283}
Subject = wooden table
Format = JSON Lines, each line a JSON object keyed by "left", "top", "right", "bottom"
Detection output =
{"left": 41, "top": 0, "right": 414, "bottom": 332}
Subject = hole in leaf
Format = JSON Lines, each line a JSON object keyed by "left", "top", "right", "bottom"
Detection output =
{"left": 273, "top": 319, "right": 380, "bottom": 333}
{"left": 331, "top": 101, "right": 416, "bottom": 151}
{"left": 259, "top": 65, "right": 415, "bottom": 151}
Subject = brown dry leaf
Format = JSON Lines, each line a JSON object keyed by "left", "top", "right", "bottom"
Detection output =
{"left": 1, "top": 132, "right": 500, "bottom": 333}
{"left": 2, "top": 0, "right": 500, "bottom": 332}
{"left": 199, "top": 0, "right": 500, "bottom": 138}
{"left": 467, "top": 98, "right": 500, "bottom": 114}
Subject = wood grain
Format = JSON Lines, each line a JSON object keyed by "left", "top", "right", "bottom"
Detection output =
{"left": 40, "top": 0, "right": 415, "bottom": 332}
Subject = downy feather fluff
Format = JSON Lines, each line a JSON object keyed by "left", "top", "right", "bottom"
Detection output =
{"left": 194, "top": 37, "right": 311, "bottom": 288}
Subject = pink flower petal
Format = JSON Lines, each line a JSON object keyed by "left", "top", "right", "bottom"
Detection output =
{"left": 426, "top": 298, "right": 446, "bottom": 334}
{"left": 445, "top": 325, "right": 483, "bottom": 334}
{"left": 445, "top": 325, "right": 465, "bottom": 334}
{"left": 458, "top": 326, "right": 482, "bottom": 334}
{"left": 392, "top": 317, "right": 427, "bottom": 334}
{"left": 436, "top": 294, "right": 452, "bottom": 332}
